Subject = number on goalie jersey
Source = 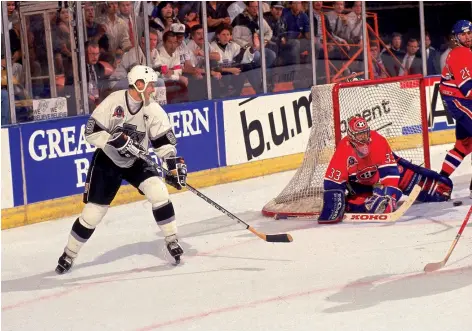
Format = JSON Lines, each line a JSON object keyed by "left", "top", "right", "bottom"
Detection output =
{"left": 438, "top": 20, "right": 472, "bottom": 183}
{"left": 55, "top": 66, "right": 184, "bottom": 274}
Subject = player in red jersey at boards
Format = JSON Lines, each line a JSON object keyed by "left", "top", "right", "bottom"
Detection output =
{"left": 438, "top": 20, "right": 472, "bottom": 198}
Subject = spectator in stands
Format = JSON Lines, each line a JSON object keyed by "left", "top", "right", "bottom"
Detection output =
{"left": 103, "top": 2, "right": 132, "bottom": 57}
{"left": 54, "top": 8, "right": 73, "bottom": 79}
{"left": 370, "top": 42, "right": 387, "bottom": 79}
{"left": 264, "top": 1, "right": 299, "bottom": 66}
{"left": 186, "top": 24, "right": 222, "bottom": 100}
{"left": 284, "top": 2, "right": 314, "bottom": 88}
{"left": 7, "top": 1, "right": 19, "bottom": 30}
{"left": 150, "top": 1, "right": 177, "bottom": 41}
{"left": 118, "top": 1, "right": 142, "bottom": 48}
{"left": 228, "top": 1, "right": 246, "bottom": 24}
{"left": 159, "top": 31, "right": 188, "bottom": 103}
{"left": 324, "top": 1, "right": 350, "bottom": 49}
{"left": 210, "top": 24, "right": 257, "bottom": 98}
{"left": 171, "top": 23, "right": 205, "bottom": 79}
{"left": 440, "top": 33, "right": 455, "bottom": 71}
{"left": 399, "top": 38, "right": 422, "bottom": 76}
{"left": 207, "top": 1, "right": 231, "bottom": 41}
{"left": 425, "top": 32, "right": 440, "bottom": 75}
{"left": 232, "top": 1, "right": 276, "bottom": 72}
{"left": 149, "top": 29, "right": 163, "bottom": 70}
{"left": 85, "top": 41, "right": 106, "bottom": 111}
{"left": 182, "top": 7, "right": 200, "bottom": 35}
{"left": 381, "top": 32, "right": 405, "bottom": 77}
{"left": 2, "top": 16, "right": 22, "bottom": 84}
{"left": 108, "top": 40, "right": 145, "bottom": 90}
{"left": 345, "top": 1, "right": 363, "bottom": 44}
{"left": 84, "top": 3, "right": 108, "bottom": 52}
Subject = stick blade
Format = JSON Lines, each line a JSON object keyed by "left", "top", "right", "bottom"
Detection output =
{"left": 424, "top": 261, "right": 445, "bottom": 273}
{"left": 266, "top": 233, "right": 293, "bottom": 243}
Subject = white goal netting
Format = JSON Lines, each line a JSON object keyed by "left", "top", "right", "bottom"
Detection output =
{"left": 262, "top": 76, "right": 429, "bottom": 217}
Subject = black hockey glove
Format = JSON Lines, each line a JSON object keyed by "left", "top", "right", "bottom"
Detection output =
{"left": 165, "top": 156, "right": 187, "bottom": 190}
{"left": 107, "top": 132, "right": 145, "bottom": 158}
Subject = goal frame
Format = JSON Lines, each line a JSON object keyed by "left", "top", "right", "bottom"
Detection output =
{"left": 261, "top": 74, "right": 431, "bottom": 218}
{"left": 333, "top": 74, "right": 430, "bottom": 169}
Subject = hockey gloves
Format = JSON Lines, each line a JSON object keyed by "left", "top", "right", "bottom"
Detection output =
{"left": 107, "top": 132, "right": 145, "bottom": 158}
{"left": 165, "top": 157, "right": 187, "bottom": 190}
{"left": 365, "top": 186, "right": 401, "bottom": 214}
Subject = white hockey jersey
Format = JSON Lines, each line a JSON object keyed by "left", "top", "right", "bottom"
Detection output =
{"left": 85, "top": 90, "right": 177, "bottom": 168}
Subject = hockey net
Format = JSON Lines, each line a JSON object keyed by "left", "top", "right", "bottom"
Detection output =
{"left": 262, "top": 75, "right": 430, "bottom": 218}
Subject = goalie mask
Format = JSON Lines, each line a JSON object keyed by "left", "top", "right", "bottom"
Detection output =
{"left": 347, "top": 116, "right": 371, "bottom": 158}
{"left": 128, "top": 65, "right": 159, "bottom": 102}
{"left": 451, "top": 20, "right": 472, "bottom": 48}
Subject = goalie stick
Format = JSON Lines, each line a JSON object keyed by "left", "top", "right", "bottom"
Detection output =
{"left": 424, "top": 205, "right": 472, "bottom": 272}
{"left": 138, "top": 154, "right": 293, "bottom": 243}
{"left": 343, "top": 184, "right": 422, "bottom": 223}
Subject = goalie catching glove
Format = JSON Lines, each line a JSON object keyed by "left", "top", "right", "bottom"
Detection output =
{"left": 165, "top": 157, "right": 187, "bottom": 190}
{"left": 107, "top": 131, "right": 146, "bottom": 158}
{"left": 364, "top": 186, "right": 401, "bottom": 214}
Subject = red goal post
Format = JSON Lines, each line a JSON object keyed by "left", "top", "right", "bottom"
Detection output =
{"left": 262, "top": 75, "right": 430, "bottom": 218}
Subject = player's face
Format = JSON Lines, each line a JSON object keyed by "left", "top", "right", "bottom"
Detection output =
{"left": 354, "top": 131, "right": 369, "bottom": 144}
{"left": 143, "top": 81, "right": 156, "bottom": 102}
{"left": 457, "top": 31, "right": 472, "bottom": 48}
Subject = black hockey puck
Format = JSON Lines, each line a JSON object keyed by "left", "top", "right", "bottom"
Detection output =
{"left": 453, "top": 200, "right": 463, "bottom": 206}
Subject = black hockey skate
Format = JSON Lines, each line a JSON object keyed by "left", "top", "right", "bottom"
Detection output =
{"left": 55, "top": 252, "right": 74, "bottom": 274}
{"left": 166, "top": 239, "right": 184, "bottom": 265}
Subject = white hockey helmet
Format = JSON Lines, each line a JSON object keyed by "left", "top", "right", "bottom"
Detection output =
{"left": 127, "top": 65, "right": 159, "bottom": 94}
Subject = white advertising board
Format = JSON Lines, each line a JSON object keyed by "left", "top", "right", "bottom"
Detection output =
{"left": 32, "top": 97, "right": 68, "bottom": 121}
{"left": 223, "top": 91, "right": 312, "bottom": 166}
{"left": 1, "top": 128, "right": 14, "bottom": 209}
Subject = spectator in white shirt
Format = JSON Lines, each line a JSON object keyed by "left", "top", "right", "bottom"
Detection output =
{"left": 210, "top": 24, "right": 257, "bottom": 98}
{"left": 103, "top": 2, "right": 132, "bottom": 56}
{"left": 186, "top": 24, "right": 222, "bottom": 100}
{"left": 158, "top": 31, "right": 188, "bottom": 103}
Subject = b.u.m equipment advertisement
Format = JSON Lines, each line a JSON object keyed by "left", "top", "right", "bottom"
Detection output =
{"left": 223, "top": 91, "right": 313, "bottom": 166}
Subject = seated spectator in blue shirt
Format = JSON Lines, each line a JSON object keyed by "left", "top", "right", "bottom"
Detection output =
{"left": 283, "top": 1, "right": 310, "bottom": 40}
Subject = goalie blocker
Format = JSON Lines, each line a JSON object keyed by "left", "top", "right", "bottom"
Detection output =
{"left": 319, "top": 117, "right": 452, "bottom": 224}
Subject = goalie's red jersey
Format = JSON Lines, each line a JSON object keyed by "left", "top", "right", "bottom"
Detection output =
{"left": 439, "top": 46, "right": 472, "bottom": 99}
{"left": 324, "top": 130, "right": 400, "bottom": 189}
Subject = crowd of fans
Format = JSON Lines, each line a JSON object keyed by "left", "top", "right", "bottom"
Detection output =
{"left": 1, "top": 1, "right": 461, "bottom": 124}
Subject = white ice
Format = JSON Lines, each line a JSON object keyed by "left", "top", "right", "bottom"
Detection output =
{"left": 2, "top": 144, "right": 472, "bottom": 331}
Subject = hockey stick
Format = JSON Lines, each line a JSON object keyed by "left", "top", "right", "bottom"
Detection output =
{"left": 343, "top": 184, "right": 422, "bottom": 223}
{"left": 424, "top": 206, "right": 472, "bottom": 272}
{"left": 138, "top": 154, "right": 293, "bottom": 243}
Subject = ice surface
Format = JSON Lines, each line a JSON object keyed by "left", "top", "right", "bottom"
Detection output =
{"left": 2, "top": 144, "right": 471, "bottom": 331}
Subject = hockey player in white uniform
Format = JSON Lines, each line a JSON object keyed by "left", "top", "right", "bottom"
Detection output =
{"left": 56, "top": 65, "right": 186, "bottom": 274}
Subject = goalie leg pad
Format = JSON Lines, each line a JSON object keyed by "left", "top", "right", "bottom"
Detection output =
{"left": 318, "top": 190, "right": 346, "bottom": 224}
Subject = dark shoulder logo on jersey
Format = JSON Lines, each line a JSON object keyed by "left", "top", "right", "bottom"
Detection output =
{"left": 85, "top": 118, "right": 96, "bottom": 134}
{"left": 143, "top": 114, "right": 149, "bottom": 121}
{"left": 166, "top": 130, "right": 177, "bottom": 145}
{"left": 347, "top": 156, "right": 357, "bottom": 168}
{"left": 113, "top": 106, "right": 125, "bottom": 118}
